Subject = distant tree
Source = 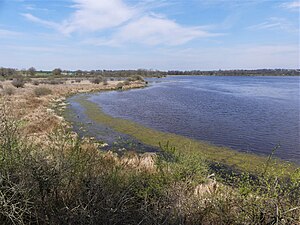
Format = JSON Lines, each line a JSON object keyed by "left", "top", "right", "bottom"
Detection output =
{"left": 52, "top": 68, "right": 62, "bottom": 76}
{"left": 75, "top": 70, "right": 83, "bottom": 76}
{"left": 28, "top": 67, "right": 36, "bottom": 76}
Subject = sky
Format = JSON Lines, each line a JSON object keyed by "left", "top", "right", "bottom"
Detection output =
{"left": 0, "top": 0, "right": 299, "bottom": 70}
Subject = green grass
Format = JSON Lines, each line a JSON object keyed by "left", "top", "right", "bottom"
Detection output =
{"left": 73, "top": 95, "right": 296, "bottom": 176}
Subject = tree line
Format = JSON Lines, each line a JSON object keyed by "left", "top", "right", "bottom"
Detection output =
{"left": 0, "top": 67, "right": 299, "bottom": 78}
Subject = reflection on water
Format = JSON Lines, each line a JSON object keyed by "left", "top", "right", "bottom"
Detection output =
{"left": 87, "top": 76, "right": 299, "bottom": 163}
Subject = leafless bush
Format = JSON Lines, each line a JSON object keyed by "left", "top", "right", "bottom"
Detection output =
{"left": 116, "top": 82, "right": 124, "bottom": 89}
{"left": 11, "top": 78, "right": 25, "bottom": 88}
{"left": 123, "top": 80, "right": 130, "bottom": 85}
{"left": 32, "top": 80, "right": 39, "bottom": 86}
{"left": 34, "top": 87, "right": 52, "bottom": 97}
{"left": 91, "top": 77, "right": 102, "bottom": 84}
{"left": 3, "top": 87, "right": 15, "bottom": 96}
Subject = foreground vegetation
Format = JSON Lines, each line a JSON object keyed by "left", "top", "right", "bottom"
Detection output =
{"left": 0, "top": 100, "right": 299, "bottom": 225}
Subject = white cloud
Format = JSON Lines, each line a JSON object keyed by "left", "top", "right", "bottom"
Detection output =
{"left": 281, "top": 1, "right": 300, "bottom": 10}
{"left": 87, "top": 16, "right": 221, "bottom": 46}
{"left": 61, "top": 0, "right": 136, "bottom": 34}
{"left": 22, "top": 0, "right": 219, "bottom": 46}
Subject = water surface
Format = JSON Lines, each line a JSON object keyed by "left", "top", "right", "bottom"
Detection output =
{"left": 71, "top": 76, "right": 300, "bottom": 163}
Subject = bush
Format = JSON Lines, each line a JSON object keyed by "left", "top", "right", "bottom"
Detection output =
{"left": 32, "top": 80, "right": 39, "bottom": 86}
{"left": 3, "top": 87, "right": 15, "bottom": 95}
{"left": 0, "top": 83, "right": 3, "bottom": 89}
{"left": 11, "top": 78, "right": 25, "bottom": 88}
{"left": 47, "top": 79, "right": 63, "bottom": 85}
{"left": 75, "top": 79, "right": 82, "bottom": 83}
{"left": 103, "top": 79, "right": 108, "bottom": 85}
{"left": 91, "top": 77, "right": 102, "bottom": 84}
{"left": 123, "top": 80, "right": 130, "bottom": 85}
{"left": 34, "top": 87, "right": 52, "bottom": 97}
{"left": 116, "top": 82, "right": 124, "bottom": 89}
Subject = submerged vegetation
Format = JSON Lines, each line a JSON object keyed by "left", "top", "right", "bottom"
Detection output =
{"left": 73, "top": 97, "right": 296, "bottom": 176}
{"left": 0, "top": 100, "right": 299, "bottom": 224}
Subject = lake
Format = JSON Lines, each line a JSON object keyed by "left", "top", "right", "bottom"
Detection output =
{"left": 68, "top": 76, "right": 300, "bottom": 163}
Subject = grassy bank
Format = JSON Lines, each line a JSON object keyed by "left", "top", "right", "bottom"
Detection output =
{"left": 1, "top": 100, "right": 300, "bottom": 224}
{"left": 0, "top": 79, "right": 299, "bottom": 224}
{"left": 73, "top": 96, "right": 296, "bottom": 176}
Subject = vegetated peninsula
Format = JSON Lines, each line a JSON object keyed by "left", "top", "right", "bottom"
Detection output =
{"left": 0, "top": 67, "right": 299, "bottom": 224}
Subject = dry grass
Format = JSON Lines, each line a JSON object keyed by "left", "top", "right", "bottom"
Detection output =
{"left": 0, "top": 78, "right": 299, "bottom": 224}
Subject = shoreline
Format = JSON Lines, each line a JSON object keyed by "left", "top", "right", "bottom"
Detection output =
{"left": 0, "top": 77, "right": 297, "bottom": 175}
{"left": 0, "top": 79, "right": 146, "bottom": 145}
{"left": 65, "top": 93, "right": 297, "bottom": 176}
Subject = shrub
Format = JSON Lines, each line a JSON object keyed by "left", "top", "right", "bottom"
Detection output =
{"left": 103, "top": 79, "right": 108, "bottom": 85}
{"left": 34, "top": 87, "right": 52, "bottom": 97}
{"left": 123, "top": 80, "right": 130, "bottom": 85}
{"left": 91, "top": 77, "right": 102, "bottom": 84}
{"left": 32, "top": 80, "right": 39, "bottom": 86}
{"left": 129, "top": 75, "right": 144, "bottom": 81}
{"left": 0, "top": 83, "right": 3, "bottom": 89}
{"left": 3, "top": 87, "right": 15, "bottom": 95}
{"left": 116, "top": 82, "right": 124, "bottom": 89}
{"left": 75, "top": 79, "right": 81, "bottom": 83}
{"left": 47, "top": 79, "right": 62, "bottom": 85}
{"left": 11, "top": 78, "right": 25, "bottom": 88}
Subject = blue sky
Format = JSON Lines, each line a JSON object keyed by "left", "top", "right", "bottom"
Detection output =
{"left": 0, "top": 0, "right": 299, "bottom": 70}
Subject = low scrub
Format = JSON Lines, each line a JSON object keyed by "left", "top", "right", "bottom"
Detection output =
{"left": 2, "top": 87, "right": 15, "bottom": 96}
{"left": 91, "top": 77, "right": 102, "bottom": 84}
{"left": 34, "top": 87, "right": 52, "bottom": 97}
{"left": 103, "top": 79, "right": 108, "bottom": 85}
{"left": 32, "top": 80, "right": 39, "bottom": 86}
{"left": 116, "top": 82, "right": 124, "bottom": 89}
{"left": 11, "top": 78, "right": 25, "bottom": 88}
{"left": 123, "top": 80, "right": 130, "bottom": 85}
{"left": 0, "top": 102, "right": 299, "bottom": 224}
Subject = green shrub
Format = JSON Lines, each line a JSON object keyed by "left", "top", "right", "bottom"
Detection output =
{"left": 123, "top": 80, "right": 130, "bottom": 85}
{"left": 34, "top": 87, "right": 52, "bottom": 97}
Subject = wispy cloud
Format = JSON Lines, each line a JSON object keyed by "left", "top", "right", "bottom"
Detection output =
{"left": 281, "top": 1, "right": 300, "bottom": 10}
{"left": 22, "top": 0, "right": 220, "bottom": 46}
{"left": 247, "top": 17, "right": 298, "bottom": 33}
{"left": 85, "top": 15, "right": 222, "bottom": 46}
{"left": 21, "top": 13, "right": 60, "bottom": 30}
{"left": 0, "top": 28, "right": 22, "bottom": 38}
